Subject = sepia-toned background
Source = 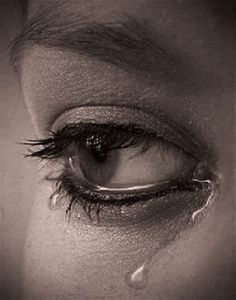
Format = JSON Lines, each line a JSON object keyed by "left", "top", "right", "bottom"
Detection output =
{"left": 0, "top": 1, "right": 36, "bottom": 298}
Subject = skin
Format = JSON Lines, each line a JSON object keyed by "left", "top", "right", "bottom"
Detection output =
{"left": 20, "top": 1, "right": 234, "bottom": 299}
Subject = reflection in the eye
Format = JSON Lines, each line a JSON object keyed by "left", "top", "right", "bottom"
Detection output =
{"left": 68, "top": 128, "right": 196, "bottom": 192}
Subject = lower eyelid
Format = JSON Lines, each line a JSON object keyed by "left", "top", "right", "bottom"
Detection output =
{"left": 68, "top": 185, "right": 211, "bottom": 228}
{"left": 73, "top": 180, "right": 201, "bottom": 204}
{"left": 56, "top": 171, "right": 210, "bottom": 226}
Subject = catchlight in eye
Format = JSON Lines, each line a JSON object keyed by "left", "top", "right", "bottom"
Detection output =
{"left": 67, "top": 134, "right": 196, "bottom": 193}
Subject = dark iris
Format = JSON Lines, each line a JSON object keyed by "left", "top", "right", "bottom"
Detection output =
{"left": 90, "top": 147, "right": 108, "bottom": 163}
{"left": 86, "top": 135, "right": 108, "bottom": 163}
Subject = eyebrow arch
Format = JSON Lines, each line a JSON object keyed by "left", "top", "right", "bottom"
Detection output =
{"left": 10, "top": 4, "right": 181, "bottom": 77}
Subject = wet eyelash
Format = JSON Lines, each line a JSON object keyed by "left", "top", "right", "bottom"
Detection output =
{"left": 50, "top": 171, "right": 202, "bottom": 221}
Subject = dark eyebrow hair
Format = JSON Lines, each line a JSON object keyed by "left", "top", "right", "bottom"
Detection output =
{"left": 10, "top": 3, "right": 183, "bottom": 79}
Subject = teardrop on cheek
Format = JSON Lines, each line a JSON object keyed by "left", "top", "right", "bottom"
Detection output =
{"left": 191, "top": 163, "right": 219, "bottom": 221}
{"left": 125, "top": 260, "right": 150, "bottom": 290}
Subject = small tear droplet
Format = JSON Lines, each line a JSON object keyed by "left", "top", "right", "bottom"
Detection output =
{"left": 191, "top": 179, "right": 216, "bottom": 221}
{"left": 48, "top": 193, "right": 63, "bottom": 210}
{"left": 126, "top": 261, "right": 149, "bottom": 290}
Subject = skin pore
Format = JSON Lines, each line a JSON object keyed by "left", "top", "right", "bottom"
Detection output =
{"left": 15, "top": 0, "right": 234, "bottom": 299}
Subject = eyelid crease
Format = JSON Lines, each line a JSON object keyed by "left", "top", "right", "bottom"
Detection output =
{"left": 51, "top": 105, "right": 202, "bottom": 159}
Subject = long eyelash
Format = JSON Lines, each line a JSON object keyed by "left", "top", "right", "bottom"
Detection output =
{"left": 23, "top": 123, "right": 159, "bottom": 159}
{"left": 23, "top": 131, "right": 73, "bottom": 159}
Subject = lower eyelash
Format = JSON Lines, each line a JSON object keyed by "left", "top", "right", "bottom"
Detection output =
{"left": 49, "top": 171, "right": 203, "bottom": 221}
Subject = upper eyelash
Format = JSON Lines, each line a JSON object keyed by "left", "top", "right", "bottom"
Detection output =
{"left": 23, "top": 123, "right": 162, "bottom": 160}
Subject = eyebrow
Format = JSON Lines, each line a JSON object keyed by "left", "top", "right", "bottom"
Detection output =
{"left": 10, "top": 4, "right": 183, "bottom": 78}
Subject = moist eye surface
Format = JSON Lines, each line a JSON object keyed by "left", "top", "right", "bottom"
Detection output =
{"left": 26, "top": 106, "right": 215, "bottom": 227}
{"left": 67, "top": 123, "right": 197, "bottom": 191}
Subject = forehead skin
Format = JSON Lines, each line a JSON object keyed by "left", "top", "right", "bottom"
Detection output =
{"left": 21, "top": 0, "right": 233, "bottom": 162}
{"left": 21, "top": 1, "right": 234, "bottom": 299}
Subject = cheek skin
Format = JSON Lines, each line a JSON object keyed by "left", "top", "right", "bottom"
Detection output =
{"left": 21, "top": 48, "right": 234, "bottom": 297}
{"left": 22, "top": 40, "right": 234, "bottom": 300}
{"left": 23, "top": 169, "right": 233, "bottom": 300}
{"left": 23, "top": 182, "right": 156, "bottom": 299}
{"left": 148, "top": 195, "right": 233, "bottom": 300}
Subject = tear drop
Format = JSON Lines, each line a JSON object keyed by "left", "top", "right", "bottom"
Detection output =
{"left": 48, "top": 193, "right": 63, "bottom": 210}
{"left": 126, "top": 261, "right": 149, "bottom": 290}
{"left": 191, "top": 179, "right": 216, "bottom": 221}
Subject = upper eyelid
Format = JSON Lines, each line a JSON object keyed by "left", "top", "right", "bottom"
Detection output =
{"left": 51, "top": 105, "right": 203, "bottom": 159}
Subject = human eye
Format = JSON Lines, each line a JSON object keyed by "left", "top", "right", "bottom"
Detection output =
{"left": 25, "top": 106, "right": 216, "bottom": 227}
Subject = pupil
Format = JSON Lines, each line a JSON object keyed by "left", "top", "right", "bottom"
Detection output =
{"left": 86, "top": 137, "right": 108, "bottom": 163}
{"left": 91, "top": 148, "right": 107, "bottom": 163}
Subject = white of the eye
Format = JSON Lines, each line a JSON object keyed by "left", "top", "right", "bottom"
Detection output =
{"left": 68, "top": 157, "right": 170, "bottom": 193}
